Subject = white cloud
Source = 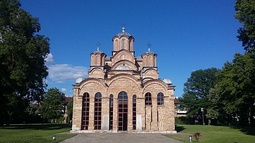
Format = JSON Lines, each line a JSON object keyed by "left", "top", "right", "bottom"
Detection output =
{"left": 61, "top": 88, "right": 67, "bottom": 92}
{"left": 46, "top": 53, "right": 88, "bottom": 83}
{"left": 48, "top": 64, "right": 88, "bottom": 83}
{"left": 45, "top": 53, "right": 54, "bottom": 64}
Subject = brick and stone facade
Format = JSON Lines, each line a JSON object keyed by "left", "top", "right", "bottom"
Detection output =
{"left": 72, "top": 27, "right": 176, "bottom": 133}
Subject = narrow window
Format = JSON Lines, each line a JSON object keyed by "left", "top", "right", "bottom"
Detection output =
{"left": 121, "top": 39, "right": 125, "bottom": 49}
{"left": 115, "top": 39, "right": 118, "bottom": 50}
{"left": 132, "top": 95, "right": 136, "bottom": 130}
{"left": 109, "top": 94, "right": 113, "bottom": 130}
{"left": 145, "top": 92, "right": 152, "bottom": 105}
{"left": 81, "top": 93, "right": 89, "bottom": 130}
{"left": 94, "top": 92, "right": 102, "bottom": 130}
{"left": 157, "top": 92, "right": 164, "bottom": 105}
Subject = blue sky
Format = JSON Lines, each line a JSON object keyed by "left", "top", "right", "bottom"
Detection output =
{"left": 20, "top": 0, "right": 244, "bottom": 97}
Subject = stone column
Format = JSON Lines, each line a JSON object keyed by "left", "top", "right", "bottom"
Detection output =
{"left": 168, "top": 95, "right": 175, "bottom": 130}
{"left": 112, "top": 96, "right": 118, "bottom": 132}
{"left": 145, "top": 106, "right": 151, "bottom": 130}
{"left": 151, "top": 97, "right": 158, "bottom": 130}
{"left": 88, "top": 97, "right": 94, "bottom": 130}
{"left": 101, "top": 97, "right": 109, "bottom": 130}
{"left": 72, "top": 88, "right": 82, "bottom": 131}
{"left": 136, "top": 97, "right": 144, "bottom": 130}
{"left": 163, "top": 92, "right": 175, "bottom": 131}
{"left": 128, "top": 95, "right": 133, "bottom": 131}
{"left": 157, "top": 106, "right": 163, "bottom": 131}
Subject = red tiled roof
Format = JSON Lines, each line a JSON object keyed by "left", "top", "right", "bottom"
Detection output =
{"left": 65, "top": 97, "right": 72, "bottom": 103}
{"left": 174, "top": 98, "right": 180, "bottom": 104}
{"left": 31, "top": 103, "right": 40, "bottom": 109}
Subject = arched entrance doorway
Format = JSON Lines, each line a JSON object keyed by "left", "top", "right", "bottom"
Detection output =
{"left": 118, "top": 91, "right": 128, "bottom": 131}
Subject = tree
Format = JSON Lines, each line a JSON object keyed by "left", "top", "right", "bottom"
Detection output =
{"left": 206, "top": 88, "right": 226, "bottom": 125}
{"left": 67, "top": 98, "right": 73, "bottom": 123}
{"left": 216, "top": 53, "right": 255, "bottom": 126}
{"left": 0, "top": 0, "right": 50, "bottom": 124}
{"left": 40, "top": 88, "right": 65, "bottom": 123}
{"left": 235, "top": 0, "right": 255, "bottom": 53}
{"left": 180, "top": 68, "right": 219, "bottom": 124}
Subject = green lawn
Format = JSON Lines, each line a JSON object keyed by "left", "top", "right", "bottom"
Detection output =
{"left": 0, "top": 124, "right": 76, "bottom": 143}
{"left": 165, "top": 124, "right": 255, "bottom": 143}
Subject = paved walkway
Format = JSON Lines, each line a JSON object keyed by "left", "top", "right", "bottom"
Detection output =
{"left": 60, "top": 133, "right": 183, "bottom": 143}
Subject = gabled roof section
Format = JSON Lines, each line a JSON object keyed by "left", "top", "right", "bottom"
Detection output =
{"left": 107, "top": 73, "right": 141, "bottom": 87}
{"left": 77, "top": 78, "right": 107, "bottom": 88}
{"left": 111, "top": 49, "right": 136, "bottom": 64}
{"left": 142, "top": 79, "right": 169, "bottom": 90}
{"left": 111, "top": 60, "right": 137, "bottom": 71}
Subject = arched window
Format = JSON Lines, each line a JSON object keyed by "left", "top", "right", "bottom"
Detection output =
{"left": 95, "top": 55, "right": 98, "bottom": 66}
{"left": 132, "top": 95, "right": 136, "bottom": 130}
{"left": 145, "top": 92, "right": 152, "bottom": 105}
{"left": 115, "top": 39, "right": 118, "bottom": 50}
{"left": 81, "top": 93, "right": 89, "bottom": 130}
{"left": 109, "top": 94, "right": 113, "bottom": 130}
{"left": 157, "top": 92, "right": 164, "bottom": 105}
{"left": 118, "top": 91, "right": 128, "bottom": 102}
{"left": 121, "top": 39, "right": 125, "bottom": 49}
{"left": 94, "top": 92, "right": 102, "bottom": 130}
{"left": 148, "top": 55, "right": 153, "bottom": 67}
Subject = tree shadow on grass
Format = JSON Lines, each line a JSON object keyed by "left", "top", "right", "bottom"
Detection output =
{"left": 0, "top": 124, "right": 71, "bottom": 130}
{"left": 175, "top": 125, "right": 185, "bottom": 132}
{"left": 231, "top": 126, "right": 255, "bottom": 136}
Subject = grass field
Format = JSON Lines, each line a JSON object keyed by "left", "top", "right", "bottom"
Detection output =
{"left": 1, "top": 124, "right": 254, "bottom": 143}
{"left": 165, "top": 124, "right": 255, "bottom": 143}
{"left": 0, "top": 124, "right": 76, "bottom": 143}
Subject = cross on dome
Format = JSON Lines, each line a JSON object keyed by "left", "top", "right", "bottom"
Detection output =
{"left": 147, "top": 42, "right": 152, "bottom": 52}
{"left": 122, "top": 27, "right": 125, "bottom": 32}
{"left": 116, "top": 26, "right": 131, "bottom": 37}
{"left": 147, "top": 42, "right": 152, "bottom": 48}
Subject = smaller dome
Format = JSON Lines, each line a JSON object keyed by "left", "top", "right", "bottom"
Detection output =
{"left": 105, "top": 56, "right": 111, "bottom": 61}
{"left": 116, "top": 27, "right": 131, "bottom": 37}
{"left": 92, "top": 47, "right": 103, "bottom": 54}
{"left": 163, "top": 78, "right": 172, "bottom": 85}
{"left": 136, "top": 56, "right": 142, "bottom": 61}
{"left": 76, "top": 77, "right": 83, "bottom": 84}
{"left": 145, "top": 48, "right": 155, "bottom": 54}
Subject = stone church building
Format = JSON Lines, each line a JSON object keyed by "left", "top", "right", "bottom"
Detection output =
{"left": 72, "top": 27, "right": 176, "bottom": 133}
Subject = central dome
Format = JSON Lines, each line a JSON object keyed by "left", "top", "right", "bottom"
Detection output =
{"left": 116, "top": 27, "right": 131, "bottom": 37}
{"left": 112, "top": 27, "right": 135, "bottom": 53}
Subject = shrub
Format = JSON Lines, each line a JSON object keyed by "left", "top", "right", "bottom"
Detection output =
{"left": 193, "top": 132, "right": 201, "bottom": 141}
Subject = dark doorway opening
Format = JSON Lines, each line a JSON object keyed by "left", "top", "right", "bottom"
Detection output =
{"left": 118, "top": 91, "right": 128, "bottom": 131}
